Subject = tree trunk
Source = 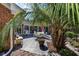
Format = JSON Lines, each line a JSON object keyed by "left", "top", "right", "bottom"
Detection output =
{"left": 50, "top": 26, "right": 66, "bottom": 52}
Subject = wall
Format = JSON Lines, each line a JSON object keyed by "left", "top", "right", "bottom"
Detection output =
{"left": 1, "top": 3, "right": 23, "bottom": 14}
{"left": 0, "top": 4, "right": 13, "bottom": 31}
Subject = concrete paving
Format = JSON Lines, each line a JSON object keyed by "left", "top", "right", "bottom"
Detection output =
{"left": 21, "top": 37, "right": 49, "bottom": 56}
{"left": 11, "top": 37, "right": 60, "bottom": 56}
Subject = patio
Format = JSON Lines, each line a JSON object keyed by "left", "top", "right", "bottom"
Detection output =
{"left": 1, "top": 3, "right": 79, "bottom": 56}
{"left": 10, "top": 37, "right": 60, "bottom": 56}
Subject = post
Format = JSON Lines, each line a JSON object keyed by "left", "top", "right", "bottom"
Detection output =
{"left": 29, "top": 25, "right": 30, "bottom": 34}
{"left": 37, "top": 26, "right": 39, "bottom": 32}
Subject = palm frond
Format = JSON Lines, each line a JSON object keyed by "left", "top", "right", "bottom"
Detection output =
{"left": 0, "top": 11, "right": 27, "bottom": 47}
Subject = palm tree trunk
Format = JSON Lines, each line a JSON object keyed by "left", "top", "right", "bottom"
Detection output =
{"left": 50, "top": 26, "right": 66, "bottom": 52}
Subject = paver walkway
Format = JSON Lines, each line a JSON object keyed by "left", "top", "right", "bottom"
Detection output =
{"left": 10, "top": 37, "right": 60, "bottom": 56}
{"left": 10, "top": 49, "right": 42, "bottom": 56}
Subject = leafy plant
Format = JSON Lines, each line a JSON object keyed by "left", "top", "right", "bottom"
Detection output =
{"left": 65, "top": 31, "right": 76, "bottom": 38}
{"left": 28, "top": 3, "right": 79, "bottom": 51}
{"left": 59, "top": 48, "right": 77, "bottom": 56}
{"left": 0, "top": 11, "right": 28, "bottom": 51}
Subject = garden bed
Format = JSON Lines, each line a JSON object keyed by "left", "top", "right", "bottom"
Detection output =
{"left": 70, "top": 39, "right": 79, "bottom": 48}
{"left": 59, "top": 47, "right": 77, "bottom": 56}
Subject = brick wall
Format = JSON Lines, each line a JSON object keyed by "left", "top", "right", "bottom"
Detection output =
{"left": 0, "top": 4, "right": 14, "bottom": 31}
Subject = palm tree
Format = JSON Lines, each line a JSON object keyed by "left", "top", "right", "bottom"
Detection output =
{"left": 0, "top": 11, "right": 27, "bottom": 51}
{"left": 66, "top": 3, "right": 79, "bottom": 30}
{"left": 28, "top": 3, "right": 79, "bottom": 52}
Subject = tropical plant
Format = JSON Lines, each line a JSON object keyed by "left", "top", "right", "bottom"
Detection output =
{"left": 59, "top": 47, "right": 77, "bottom": 56}
{"left": 66, "top": 3, "right": 79, "bottom": 31}
{"left": 0, "top": 11, "right": 27, "bottom": 51}
{"left": 28, "top": 3, "right": 79, "bottom": 52}
{"left": 65, "top": 31, "right": 76, "bottom": 39}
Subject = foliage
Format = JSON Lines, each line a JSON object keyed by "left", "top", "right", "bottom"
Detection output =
{"left": 29, "top": 3, "right": 79, "bottom": 32}
{"left": 29, "top": 3, "right": 79, "bottom": 51}
{"left": 66, "top": 3, "right": 79, "bottom": 34}
{"left": 65, "top": 31, "right": 76, "bottom": 38}
{"left": 70, "top": 40, "right": 79, "bottom": 48}
{"left": 0, "top": 11, "right": 27, "bottom": 50}
{"left": 59, "top": 48, "right": 77, "bottom": 56}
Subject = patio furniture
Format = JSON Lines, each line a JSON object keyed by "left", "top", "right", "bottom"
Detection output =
{"left": 15, "top": 36, "right": 23, "bottom": 45}
{"left": 36, "top": 34, "right": 52, "bottom": 51}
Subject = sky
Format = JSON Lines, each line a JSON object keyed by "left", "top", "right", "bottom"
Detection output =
{"left": 16, "top": 3, "right": 32, "bottom": 20}
{"left": 16, "top": 3, "right": 32, "bottom": 10}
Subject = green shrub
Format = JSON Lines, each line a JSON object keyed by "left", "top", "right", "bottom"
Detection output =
{"left": 65, "top": 31, "right": 76, "bottom": 38}
{"left": 59, "top": 48, "right": 77, "bottom": 56}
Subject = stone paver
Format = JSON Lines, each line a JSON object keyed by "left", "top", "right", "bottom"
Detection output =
{"left": 10, "top": 49, "right": 42, "bottom": 56}
{"left": 10, "top": 49, "right": 60, "bottom": 56}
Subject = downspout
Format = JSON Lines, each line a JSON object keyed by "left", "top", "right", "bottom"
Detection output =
{"left": 3, "top": 24, "right": 13, "bottom": 56}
